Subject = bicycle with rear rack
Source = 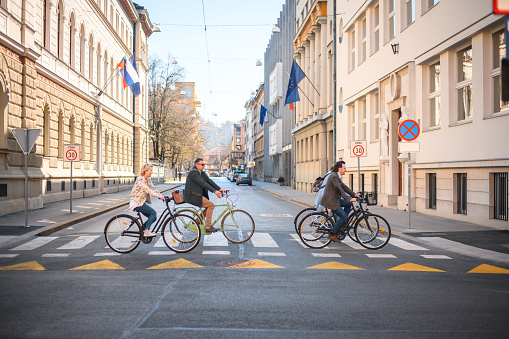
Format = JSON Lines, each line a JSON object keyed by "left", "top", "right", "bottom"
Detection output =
{"left": 298, "top": 195, "right": 391, "bottom": 249}
{"left": 176, "top": 189, "right": 255, "bottom": 243}
{"left": 104, "top": 194, "right": 201, "bottom": 254}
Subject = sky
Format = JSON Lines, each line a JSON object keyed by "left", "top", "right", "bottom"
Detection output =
{"left": 137, "top": 0, "right": 286, "bottom": 124}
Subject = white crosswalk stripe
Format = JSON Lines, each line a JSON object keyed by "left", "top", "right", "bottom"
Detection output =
{"left": 389, "top": 238, "right": 428, "bottom": 251}
{"left": 250, "top": 232, "right": 278, "bottom": 247}
{"left": 57, "top": 235, "right": 101, "bottom": 250}
{"left": 203, "top": 232, "right": 229, "bottom": 246}
{"left": 10, "top": 237, "right": 58, "bottom": 251}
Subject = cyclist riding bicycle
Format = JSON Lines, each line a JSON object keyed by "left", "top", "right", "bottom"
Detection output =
{"left": 320, "top": 161, "right": 360, "bottom": 243}
{"left": 127, "top": 163, "right": 164, "bottom": 238}
{"left": 184, "top": 158, "right": 225, "bottom": 233}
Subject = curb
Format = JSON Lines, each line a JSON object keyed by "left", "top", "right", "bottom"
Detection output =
{"left": 0, "top": 185, "right": 181, "bottom": 249}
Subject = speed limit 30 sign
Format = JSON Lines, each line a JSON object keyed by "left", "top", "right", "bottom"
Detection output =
{"left": 63, "top": 144, "right": 81, "bottom": 162}
{"left": 351, "top": 141, "right": 367, "bottom": 157}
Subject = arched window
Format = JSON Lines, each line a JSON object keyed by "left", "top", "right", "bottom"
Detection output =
{"left": 69, "top": 13, "right": 75, "bottom": 67}
{"left": 103, "top": 50, "right": 108, "bottom": 94}
{"left": 89, "top": 124, "right": 94, "bottom": 162}
{"left": 97, "top": 43, "right": 101, "bottom": 88}
{"left": 104, "top": 132, "right": 109, "bottom": 163}
{"left": 43, "top": 104, "right": 50, "bottom": 155}
{"left": 0, "top": 80, "right": 7, "bottom": 149}
{"left": 89, "top": 34, "right": 94, "bottom": 81}
{"left": 110, "top": 57, "right": 114, "bottom": 97}
{"left": 81, "top": 121, "right": 86, "bottom": 161}
{"left": 69, "top": 116, "right": 75, "bottom": 144}
{"left": 104, "top": 0, "right": 108, "bottom": 17}
{"left": 80, "top": 25, "right": 85, "bottom": 74}
{"left": 58, "top": 111, "right": 64, "bottom": 157}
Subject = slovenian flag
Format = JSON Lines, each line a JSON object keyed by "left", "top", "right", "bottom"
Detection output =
{"left": 116, "top": 55, "right": 141, "bottom": 97}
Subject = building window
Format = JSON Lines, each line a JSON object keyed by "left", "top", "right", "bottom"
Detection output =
{"left": 0, "top": 183, "right": 7, "bottom": 197}
{"left": 492, "top": 30, "right": 509, "bottom": 114}
{"left": 372, "top": 4, "right": 380, "bottom": 53}
{"left": 80, "top": 25, "right": 85, "bottom": 74}
{"left": 361, "top": 173, "right": 365, "bottom": 193}
{"left": 61, "top": 181, "right": 66, "bottom": 191}
{"left": 69, "top": 14, "right": 75, "bottom": 67}
{"left": 457, "top": 47, "right": 473, "bottom": 121}
{"left": 349, "top": 173, "right": 354, "bottom": 188}
{"left": 349, "top": 104, "right": 356, "bottom": 142}
{"left": 372, "top": 92, "right": 380, "bottom": 141}
{"left": 423, "top": 0, "right": 439, "bottom": 14}
{"left": 360, "top": 18, "right": 367, "bottom": 64}
{"left": 57, "top": 1, "right": 62, "bottom": 58}
{"left": 429, "top": 62, "right": 441, "bottom": 127}
{"left": 236, "top": 138, "right": 241, "bottom": 143}
{"left": 73, "top": 181, "right": 77, "bottom": 190}
{"left": 84, "top": 180, "right": 87, "bottom": 189}
{"left": 89, "top": 34, "right": 94, "bottom": 81}
{"left": 388, "top": 0, "right": 396, "bottom": 41}
{"left": 404, "top": 0, "right": 415, "bottom": 28}
{"left": 428, "top": 173, "right": 437, "bottom": 209}
{"left": 46, "top": 181, "right": 51, "bottom": 192}
{"left": 92, "top": 180, "right": 96, "bottom": 188}
{"left": 349, "top": 29, "right": 356, "bottom": 72}
{"left": 42, "top": 0, "right": 48, "bottom": 48}
{"left": 455, "top": 173, "right": 467, "bottom": 214}
{"left": 360, "top": 98, "right": 367, "bottom": 140}
{"left": 493, "top": 173, "right": 508, "bottom": 221}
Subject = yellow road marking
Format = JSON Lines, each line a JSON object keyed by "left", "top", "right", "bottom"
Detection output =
{"left": 0, "top": 261, "right": 46, "bottom": 271}
{"left": 68, "top": 260, "right": 125, "bottom": 270}
{"left": 229, "top": 259, "right": 284, "bottom": 268}
{"left": 147, "top": 258, "right": 203, "bottom": 269}
{"left": 388, "top": 262, "right": 444, "bottom": 272}
{"left": 307, "top": 262, "right": 364, "bottom": 270}
{"left": 468, "top": 264, "right": 509, "bottom": 274}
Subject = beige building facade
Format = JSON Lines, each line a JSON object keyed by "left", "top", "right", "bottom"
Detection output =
{"left": 0, "top": 0, "right": 156, "bottom": 216}
{"left": 337, "top": 0, "right": 508, "bottom": 228}
{"left": 292, "top": 0, "right": 335, "bottom": 192}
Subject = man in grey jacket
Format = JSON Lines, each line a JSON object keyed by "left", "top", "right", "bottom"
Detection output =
{"left": 184, "top": 158, "right": 225, "bottom": 232}
{"left": 320, "top": 161, "right": 360, "bottom": 243}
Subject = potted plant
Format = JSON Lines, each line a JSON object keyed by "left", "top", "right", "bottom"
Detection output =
{"left": 277, "top": 177, "right": 285, "bottom": 186}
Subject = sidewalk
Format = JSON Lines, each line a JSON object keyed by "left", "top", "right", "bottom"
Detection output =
{"left": 0, "top": 180, "right": 184, "bottom": 248}
{"left": 254, "top": 179, "right": 509, "bottom": 262}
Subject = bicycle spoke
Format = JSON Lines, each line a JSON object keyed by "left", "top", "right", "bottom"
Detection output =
{"left": 221, "top": 210, "right": 255, "bottom": 243}
{"left": 104, "top": 215, "right": 141, "bottom": 253}
{"left": 298, "top": 212, "right": 332, "bottom": 248}
{"left": 163, "top": 214, "right": 201, "bottom": 253}
{"left": 355, "top": 214, "right": 391, "bottom": 250}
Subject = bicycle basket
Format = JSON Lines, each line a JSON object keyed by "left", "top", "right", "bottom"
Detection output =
{"left": 172, "top": 189, "right": 184, "bottom": 204}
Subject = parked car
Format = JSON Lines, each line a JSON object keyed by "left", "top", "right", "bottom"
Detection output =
{"left": 232, "top": 171, "right": 244, "bottom": 182}
{"left": 236, "top": 173, "right": 252, "bottom": 186}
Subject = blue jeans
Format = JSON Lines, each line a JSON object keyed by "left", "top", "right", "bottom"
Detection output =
{"left": 331, "top": 199, "right": 352, "bottom": 235}
{"left": 134, "top": 203, "right": 157, "bottom": 231}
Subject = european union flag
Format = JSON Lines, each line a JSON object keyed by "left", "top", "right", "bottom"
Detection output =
{"left": 259, "top": 105, "right": 267, "bottom": 126}
{"left": 284, "top": 60, "right": 306, "bottom": 106}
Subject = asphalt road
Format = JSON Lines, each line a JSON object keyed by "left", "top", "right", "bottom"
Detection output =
{"left": 1, "top": 178, "right": 508, "bottom": 338}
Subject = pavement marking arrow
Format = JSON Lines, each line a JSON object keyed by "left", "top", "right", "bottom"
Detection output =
{"left": 307, "top": 262, "right": 364, "bottom": 270}
{"left": 467, "top": 264, "right": 509, "bottom": 274}
{"left": 0, "top": 261, "right": 46, "bottom": 271}
{"left": 147, "top": 258, "right": 203, "bottom": 269}
{"left": 228, "top": 259, "right": 284, "bottom": 268}
{"left": 68, "top": 259, "right": 125, "bottom": 270}
{"left": 387, "top": 262, "right": 445, "bottom": 272}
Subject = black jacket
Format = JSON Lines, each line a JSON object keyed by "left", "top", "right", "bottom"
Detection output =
{"left": 184, "top": 166, "right": 221, "bottom": 207}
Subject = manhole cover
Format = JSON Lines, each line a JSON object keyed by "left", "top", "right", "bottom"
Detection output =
{"left": 215, "top": 259, "right": 254, "bottom": 267}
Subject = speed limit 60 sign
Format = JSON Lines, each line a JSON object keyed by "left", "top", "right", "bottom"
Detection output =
{"left": 63, "top": 144, "right": 81, "bottom": 162}
{"left": 351, "top": 140, "right": 367, "bottom": 157}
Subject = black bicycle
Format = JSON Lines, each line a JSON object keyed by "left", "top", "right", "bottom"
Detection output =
{"left": 298, "top": 196, "right": 391, "bottom": 249}
{"left": 104, "top": 194, "right": 201, "bottom": 254}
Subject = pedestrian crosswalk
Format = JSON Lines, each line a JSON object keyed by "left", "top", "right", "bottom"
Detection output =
{"left": 2, "top": 232, "right": 454, "bottom": 260}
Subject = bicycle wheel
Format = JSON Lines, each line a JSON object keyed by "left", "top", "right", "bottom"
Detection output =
{"left": 177, "top": 208, "right": 204, "bottom": 224}
{"left": 345, "top": 212, "right": 359, "bottom": 242}
{"left": 104, "top": 214, "right": 141, "bottom": 253}
{"left": 221, "top": 209, "right": 255, "bottom": 243}
{"left": 298, "top": 212, "right": 332, "bottom": 248}
{"left": 294, "top": 207, "right": 316, "bottom": 234}
{"left": 162, "top": 214, "right": 201, "bottom": 253}
{"left": 355, "top": 214, "right": 391, "bottom": 250}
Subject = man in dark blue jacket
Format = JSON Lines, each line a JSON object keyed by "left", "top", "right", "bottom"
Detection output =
{"left": 184, "top": 158, "right": 225, "bottom": 232}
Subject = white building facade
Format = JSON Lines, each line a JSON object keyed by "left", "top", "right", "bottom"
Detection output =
{"left": 337, "top": 0, "right": 508, "bottom": 228}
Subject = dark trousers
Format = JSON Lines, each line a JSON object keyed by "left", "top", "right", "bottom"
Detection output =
{"left": 331, "top": 199, "right": 352, "bottom": 234}
{"left": 134, "top": 203, "right": 157, "bottom": 230}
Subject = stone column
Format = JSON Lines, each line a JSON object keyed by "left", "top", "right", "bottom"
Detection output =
{"left": 306, "top": 32, "right": 315, "bottom": 117}
{"left": 302, "top": 40, "right": 310, "bottom": 120}
{"left": 318, "top": 17, "right": 327, "bottom": 111}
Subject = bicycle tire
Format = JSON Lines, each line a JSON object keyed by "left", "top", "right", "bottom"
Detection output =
{"left": 221, "top": 209, "right": 255, "bottom": 243}
{"left": 294, "top": 207, "right": 317, "bottom": 234}
{"left": 298, "top": 212, "right": 333, "bottom": 248}
{"left": 162, "top": 214, "right": 201, "bottom": 253}
{"left": 345, "top": 212, "right": 359, "bottom": 242}
{"left": 104, "top": 214, "right": 142, "bottom": 253}
{"left": 177, "top": 208, "right": 204, "bottom": 224}
{"left": 355, "top": 214, "right": 391, "bottom": 250}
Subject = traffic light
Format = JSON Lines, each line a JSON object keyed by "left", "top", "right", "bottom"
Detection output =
{"left": 502, "top": 58, "right": 509, "bottom": 102}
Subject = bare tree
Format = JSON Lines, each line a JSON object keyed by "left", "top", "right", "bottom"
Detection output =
{"left": 148, "top": 55, "right": 204, "bottom": 174}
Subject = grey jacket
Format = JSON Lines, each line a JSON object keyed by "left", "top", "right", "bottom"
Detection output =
{"left": 184, "top": 166, "right": 221, "bottom": 207}
{"left": 320, "top": 172, "right": 356, "bottom": 211}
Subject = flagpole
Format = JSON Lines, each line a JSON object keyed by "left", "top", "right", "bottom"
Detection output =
{"left": 255, "top": 101, "right": 280, "bottom": 119}
{"left": 97, "top": 67, "right": 120, "bottom": 97}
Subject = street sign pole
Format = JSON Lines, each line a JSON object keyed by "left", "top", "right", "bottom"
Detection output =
{"left": 24, "top": 151, "right": 28, "bottom": 227}
{"left": 70, "top": 162, "right": 73, "bottom": 214}
{"left": 358, "top": 156, "right": 361, "bottom": 193}
{"left": 408, "top": 153, "right": 411, "bottom": 229}
{"left": 63, "top": 144, "right": 81, "bottom": 214}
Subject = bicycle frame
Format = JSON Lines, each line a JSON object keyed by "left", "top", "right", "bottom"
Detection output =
{"left": 132, "top": 197, "right": 178, "bottom": 235}
{"left": 177, "top": 193, "right": 237, "bottom": 228}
